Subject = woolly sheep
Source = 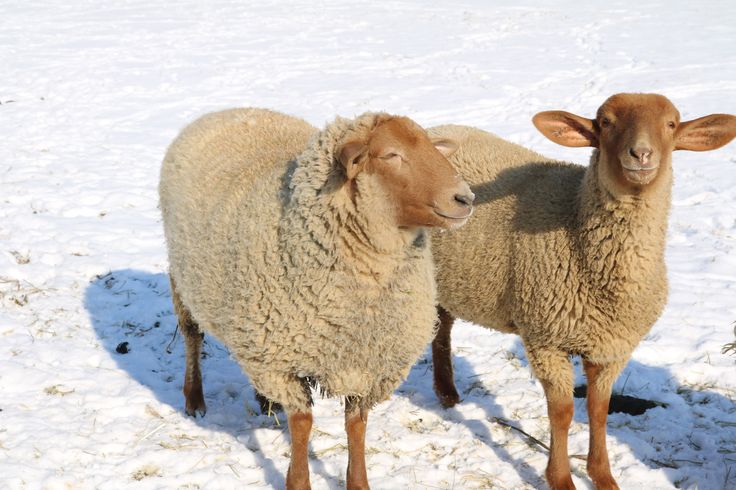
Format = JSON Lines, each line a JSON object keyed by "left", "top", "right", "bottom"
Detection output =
{"left": 159, "top": 107, "right": 474, "bottom": 489}
{"left": 428, "top": 94, "right": 736, "bottom": 490}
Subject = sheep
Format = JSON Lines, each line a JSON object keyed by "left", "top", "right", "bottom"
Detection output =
{"left": 427, "top": 93, "right": 736, "bottom": 490}
{"left": 159, "top": 107, "right": 474, "bottom": 490}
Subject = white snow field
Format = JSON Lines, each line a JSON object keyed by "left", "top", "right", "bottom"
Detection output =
{"left": 2, "top": 1, "right": 736, "bottom": 488}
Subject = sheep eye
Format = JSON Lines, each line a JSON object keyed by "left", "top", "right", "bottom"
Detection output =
{"left": 600, "top": 117, "right": 611, "bottom": 128}
{"left": 382, "top": 152, "right": 402, "bottom": 161}
{"left": 667, "top": 121, "right": 676, "bottom": 129}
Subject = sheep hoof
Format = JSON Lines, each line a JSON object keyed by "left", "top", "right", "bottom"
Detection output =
{"left": 546, "top": 469, "right": 576, "bottom": 490}
{"left": 185, "top": 405, "right": 207, "bottom": 418}
{"left": 434, "top": 383, "right": 460, "bottom": 408}
{"left": 185, "top": 399, "right": 207, "bottom": 418}
{"left": 437, "top": 390, "right": 460, "bottom": 408}
{"left": 183, "top": 382, "right": 207, "bottom": 417}
{"left": 549, "top": 483, "right": 576, "bottom": 490}
{"left": 590, "top": 473, "right": 619, "bottom": 490}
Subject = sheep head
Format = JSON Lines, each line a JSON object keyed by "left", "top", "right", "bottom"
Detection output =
{"left": 532, "top": 93, "right": 736, "bottom": 196}
{"left": 337, "top": 116, "right": 474, "bottom": 229}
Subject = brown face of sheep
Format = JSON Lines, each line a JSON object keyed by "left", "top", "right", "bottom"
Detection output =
{"left": 338, "top": 117, "right": 474, "bottom": 229}
{"left": 532, "top": 93, "right": 736, "bottom": 195}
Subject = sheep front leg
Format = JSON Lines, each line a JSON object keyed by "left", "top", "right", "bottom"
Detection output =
{"left": 286, "top": 410, "right": 313, "bottom": 490}
{"left": 583, "top": 359, "right": 625, "bottom": 490}
{"left": 170, "top": 278, "right": 207, "bottom": 417}
{"left": 543, "top": 387, "right": 575, "bottom": 490}
{"left": 432, "top": 306, "right": 460, "bottom": 407}
{"left": 528, "top": 347, "right": 575, "bottom": 490}
{"left": 345, "top": 397, "right": 369, "bottom": 490}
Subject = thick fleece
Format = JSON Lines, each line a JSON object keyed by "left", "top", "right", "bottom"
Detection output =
{"left": 160, "top": 108, "right": 438, "bottom": 412}
{"left": 428, "top": 124, "right": 669, "bottom": 395}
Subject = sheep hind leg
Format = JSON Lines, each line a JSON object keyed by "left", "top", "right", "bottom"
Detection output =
{"left": 432, "top": 306, "right": 460, "bottom": 407}
{"left": 170, "top": 277, "right": 207, "bottom": 417}
{"left": 583, "top": 359, "right": 625, "bottom": 490}
{"left": 345, "top": 397, "right": 369, "bottom": 490}
{"left": 528, "top": 348, "right": 576, "bottom": 490}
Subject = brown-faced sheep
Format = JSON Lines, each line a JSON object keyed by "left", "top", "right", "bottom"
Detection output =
{"left": 428, "top": 94, "right": 736, "bottom": 490}
{"left": 159, "top": 107, "right": 474, "bottom": 490}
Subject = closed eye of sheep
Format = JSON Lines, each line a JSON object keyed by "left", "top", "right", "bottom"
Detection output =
{"left": 428, "top": 94, "right": 736, "bottom": 490}
{"left": 159, "top": 108, "right": 473, "bottom": 489}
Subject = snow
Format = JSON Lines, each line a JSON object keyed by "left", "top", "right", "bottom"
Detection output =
{"left": 1, "top": 0, "right": 735, "bottom": 488}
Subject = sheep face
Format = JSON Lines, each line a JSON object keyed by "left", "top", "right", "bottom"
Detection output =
{"left": 596, "top": 93, "right": 680, "bottom": 189}
{"left": 533, "top": 93, "right": 736, "bottom": 196}
{"left": 338, "top": 117, "right": 475, "bottom": 229}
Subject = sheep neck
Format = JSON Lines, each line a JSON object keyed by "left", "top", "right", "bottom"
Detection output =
{"left": 574, "top": 150, "right": 671, "bottom": 294}
{"left": 337, "top": 208, "right": 426, "bottom": 283}
{"left": 280, "top": 161, "right": 425, "bottom": 288}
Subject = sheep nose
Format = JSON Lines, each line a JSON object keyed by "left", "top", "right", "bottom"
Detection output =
{"left": 629, "top": 147, "right": 652, "bottom": 163}
{"left": 454, "top": 192, "right": 474, "bottom": 208}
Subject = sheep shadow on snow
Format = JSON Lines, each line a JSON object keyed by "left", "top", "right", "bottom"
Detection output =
{"left": 85, "top": 270, "right": 736, "bottom": 489}
{"left": 84, "top": 269, "right": 336, "bottom": 489}
{"left": 403, "top": 333, "right": 736, "bottom": 489}
{"left": 399, "top": 341, "right": 548, "bottom": 488}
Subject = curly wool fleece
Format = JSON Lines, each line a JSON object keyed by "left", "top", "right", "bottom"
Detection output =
{"left": 428, "top": 124, "right": 670, "bottom": 395}
{"left": 160, "top": 108, "right": 438, "bottom": 412}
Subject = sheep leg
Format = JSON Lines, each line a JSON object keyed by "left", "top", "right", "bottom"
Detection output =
{"left": 543, "top": 389, "right": 575, "bottom": 490}
{"left": 170, "top": 277, "right": 207, "bottom": 417}
{"left": 528, "top": 348, "right": 575, "bottom": 490}
{"left": 286, "top": 410, "right": 313, "bottom": 490}
{"left": 432, "top": 306, "right": 460, "bottom": 407}
{"left": 583, "top": 359, "right": 624, "bottom": 490}
{"left": 345, "top": 397, "right": 369, "bottom": 490}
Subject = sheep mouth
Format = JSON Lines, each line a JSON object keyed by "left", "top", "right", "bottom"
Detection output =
{"left": 622, "top": 164, "right": 659, "bottom": 184}
{"left": 434, "top": 208, "right": 472, "bottom": 220}
{"left": 622, "top": 163, "right": 659, "bottom": 172}
{"left": 434, "top": 208, "right": 473, "bottom": 227}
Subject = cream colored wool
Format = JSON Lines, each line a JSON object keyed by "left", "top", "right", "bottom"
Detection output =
{"left": 160, "top": 108, "right": 438, "bottom": 412}
{"left": 429, "top": 124, "right": 670, "bottom": 395}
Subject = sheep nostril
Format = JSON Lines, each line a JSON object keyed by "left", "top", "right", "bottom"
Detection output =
{"left": 630, "top": 147, "right": 653, "bottom": 162}
{"left": 454, "top": 193, "right": 474, "bottom": 207}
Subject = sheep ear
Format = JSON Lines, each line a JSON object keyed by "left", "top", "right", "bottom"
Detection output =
{"left": 675, "top": 114, "right": 736, "bottom": 151}
{"left": 338, "top": 141, "right": 368, "bottom": 180}
{"left": 532, "top": 110, "right": 598, "bottom": 148}
{"left": 431, "top": 138, "right": 459, "bottom": 157}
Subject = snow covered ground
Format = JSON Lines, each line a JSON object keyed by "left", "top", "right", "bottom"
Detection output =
{"left": 2, "top": 1, "right": 736, "bottom": 488}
